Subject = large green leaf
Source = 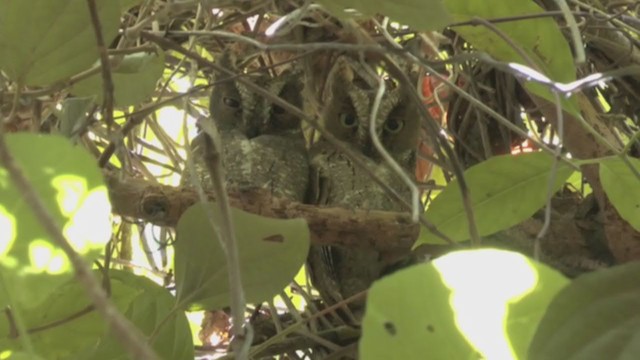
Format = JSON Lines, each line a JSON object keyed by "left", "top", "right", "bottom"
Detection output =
{"left": 0, "top": 270, "right": 141, "bottom": 357}
{"left": 316, "top": 0, "right": 451, "bottom": 31}
{"left": 0, "top": 134, "right": 111, "bottom": 309}
{"left": 418, "top": 152, "right": 574, "bottom": 245}
{"left": 89, "top": 271, "right": 194, "bottom": 360}
{"left": 444, "top": 0, "right": 579, "bottom": 116}
{"left": 174, "top": 202, "right": 310, "bottom": 310}
{"left": 361, "top": 248, "right": 568, "bottom": 359}
{"left": 599, "top": 156, "right": 640, "bottom": 231}
{"left": 0, "top": 0, "right": 120, "bottom": 86}
{"left": 529, "top": 262, "right": 640, "bottom": 360}
{"left": 71, "top": 49, "right": 165, "bottom": 107}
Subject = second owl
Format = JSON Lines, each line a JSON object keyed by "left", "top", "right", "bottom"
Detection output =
{"left": 307, "top": 55, "right": 421, "bottom": 315}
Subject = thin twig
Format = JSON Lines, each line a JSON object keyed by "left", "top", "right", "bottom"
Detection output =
{"left": 535, "top": 91, "right": 565, "bottom": 259}
{"left": 86, "top": 0, "right": 115, "bottom": 129}
{"left": 199, "top": 121, "right": 251, "bottom": 359}
{"left": 368, "top": 76, "right": 421, "bottom": 222}
{"left": 554, "top": 0, "right": 586, "bottom": 64}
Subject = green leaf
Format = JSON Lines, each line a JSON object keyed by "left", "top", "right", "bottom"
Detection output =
{"left": 174, "top": 202, "right": 310, "bottom": 310}
{"left": 316, "top": 0, "right": 451, "bottom": 31}
{"left": 0, "top": 0, "right": 121, "bottom": 86}
{"left": 58, "top": 97, "right": 95, "bottom": 139}
{"left": 599, "top": 156, "right": 640, "bottom": 231}
{"left": 89, "top": 271, "right": 194, "bottom": 360}
{"left": 361, "top": 248, "right": 568, "bottom": 360}
{"left": 444, "top": 0, "right": 579, "bottom": 116}
{"left": 0, "top": 133, "right": 111, "bottom": 309}
{"left": 529, "top": 262, "right": 640, "bottom": 360}
{"left": 417, "top": 152, "right": 574, "bottom": 245}
{"left": 71, "top": 49, "right": 165, "bottom": 107}
{"left": 0, "top": 270, "right": 141, "bottom": 357}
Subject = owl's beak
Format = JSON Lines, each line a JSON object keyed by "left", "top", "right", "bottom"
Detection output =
{"left": 358, "top": 121, "right": 385, "bottom": 159}
{"left": 241, "top": 109, "right": 261, "bottom": 139}
{"left": 243, "top": 124, "right": 260, "bottom": 139}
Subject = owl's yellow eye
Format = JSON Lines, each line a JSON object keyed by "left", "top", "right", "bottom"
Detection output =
{"left": 339, "top": 113, "right": 358, "bottom": 128}
{"left": 223, "top": 97, "right": 241, "bottom": 108}
{"left": 384, "top": 118, "right": 404, "bottom": 133}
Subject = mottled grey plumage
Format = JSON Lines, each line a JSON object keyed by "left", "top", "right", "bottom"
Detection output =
{"left": 308, "top": 55, "right": 420, "bottom": 310}
{"left": 186, "top": 54, "right": 308, "bottom": 202}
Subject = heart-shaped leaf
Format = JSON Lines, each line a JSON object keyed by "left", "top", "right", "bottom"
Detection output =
{"left": 174, "top": 202, "right": 310, "bottom": 310}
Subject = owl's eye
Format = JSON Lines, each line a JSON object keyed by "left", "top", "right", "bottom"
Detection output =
{"left": 339, "top": 113, "right": 358, "bottom": 128}
{"left": 384, "top": 118, "right": 404, "bottom": 133}
{"left": 223, "top": 97, "right": 241, "bottom": 108}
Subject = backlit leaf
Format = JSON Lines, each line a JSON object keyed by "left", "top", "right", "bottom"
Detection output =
{"left": 361, "top": 248, "right": 568, "bottom": 359}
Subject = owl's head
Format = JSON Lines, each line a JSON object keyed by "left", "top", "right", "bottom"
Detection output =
{"left": 321, "top": 56, "right": 420, "bottom": 162}
{"left": 209, "top": 53, "right": 304, "bottom": 139}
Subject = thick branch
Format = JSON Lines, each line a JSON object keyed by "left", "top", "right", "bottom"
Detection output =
{"left": 105, "top": 173, "right": 420, "bottom": 254}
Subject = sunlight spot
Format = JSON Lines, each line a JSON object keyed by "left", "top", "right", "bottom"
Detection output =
{"left": 52, "top": 175, "right": 87, "bottom": 216}
{"left": 0, "top": 205, "right": 16, "bottom": 257}
{"left": 63, "top": 186, "right": 111, "bottom": 252}
{"left": 435, "top": 249, "right": 538, "bottom": 360}
{"left": 29, "top": 239, "right": 66, "bottom": 274}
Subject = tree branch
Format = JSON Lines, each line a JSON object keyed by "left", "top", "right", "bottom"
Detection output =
{"left": 104, "top": 172, "right": 421, "bottom": 255}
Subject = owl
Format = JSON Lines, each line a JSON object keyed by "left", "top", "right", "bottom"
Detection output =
{"left": 307, "top": 55, "right": 420, "bottom": 314}
{"left": 185, "top": 52, "right": 308, "bottom": 203}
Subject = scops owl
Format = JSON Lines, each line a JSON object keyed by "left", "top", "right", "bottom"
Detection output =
{"left": 308, "top": 55, "right": 420, "bottom": 313}
{"left": 185, "top": 52, "right": 308, "bottom": 203}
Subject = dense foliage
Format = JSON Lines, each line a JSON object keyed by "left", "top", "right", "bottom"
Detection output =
{"left": 0, "top": 0, "right": 639, "bottom": 359}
